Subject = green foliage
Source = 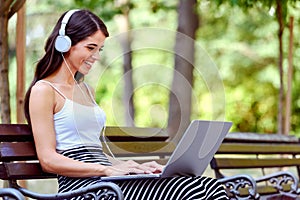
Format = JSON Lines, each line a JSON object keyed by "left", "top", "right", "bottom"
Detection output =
{"left": 197, "top": 1, "right": 300, "bottom": 134}
{"left": 7, "top": 0, "right": 300, "bottom": 135}
{"left": 73, "top": 0, "right": 123, "bottom": 20}
{"left": 214, "top": 0, "right": 299, "bottom": 24}
{"left": 148, "top": 0, "right": 177, "bottom": 13}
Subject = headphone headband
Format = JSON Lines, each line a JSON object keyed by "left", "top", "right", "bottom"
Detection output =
{"left": 55, "top": 9, "right": 79, "bottom": 53}
{"left": 58, "top": 9, "right": 79, "bottom": 36}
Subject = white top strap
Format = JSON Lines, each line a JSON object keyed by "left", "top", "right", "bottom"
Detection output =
{"left": 37, "top": 80, "right": 67, "bottom": 99}
{"left": 83, "top": 82, "right": 97, "bottom": 105}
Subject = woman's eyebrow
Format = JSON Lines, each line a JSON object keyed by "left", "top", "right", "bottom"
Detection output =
{"left": 86, "top": 44, "right": 104, "bottom": 48}
{"left": 86, "top": 43, "right": 98, "bottom": 47}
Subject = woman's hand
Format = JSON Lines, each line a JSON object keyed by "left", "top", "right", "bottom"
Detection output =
{"left": 140, "top": 161, "right": 164, "bottom": 174}
{"left": 106, "top": 160, "right": 164, "bottom": 176}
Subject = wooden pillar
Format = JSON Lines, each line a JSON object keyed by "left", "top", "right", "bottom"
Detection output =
{"left": 16, "top": 3, "right": 27, "bottom": 189}
{"left": 16, "top": 3, "right": 26, "bottom": 123}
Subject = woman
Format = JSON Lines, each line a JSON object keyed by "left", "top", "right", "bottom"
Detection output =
{"left": 24, "top": 9, "right": 229, "bottom": 200}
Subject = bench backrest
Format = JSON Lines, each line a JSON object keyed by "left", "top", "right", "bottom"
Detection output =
{"left": 0, "top": 124, "right": 174, "bottom": 181}
{"left": 5, "top": 123, "right": 299, "bottom": 184}
{"left": 0, "top": 124, "right": 54, "bottom": 180}
{"left": 212, "top": 132, "right": 300, "bottom": 179}
{"left": 101, "top": 126, "right": 174, "bottom": 162}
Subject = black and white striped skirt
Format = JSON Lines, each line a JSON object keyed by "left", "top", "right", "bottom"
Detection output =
{"left": 58, "top": 146, "right": 228, "bottom": 200}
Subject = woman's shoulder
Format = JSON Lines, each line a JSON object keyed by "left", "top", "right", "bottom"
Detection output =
{"left": 31, "top": 80, "right": 55, "bottom": 98}
{"left": 29, "top": 80, "right": 56, "bottom": 111}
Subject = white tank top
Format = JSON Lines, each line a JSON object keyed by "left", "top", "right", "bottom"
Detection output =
{"left": 38, "top": 80, "right": 106, "bottom": 151}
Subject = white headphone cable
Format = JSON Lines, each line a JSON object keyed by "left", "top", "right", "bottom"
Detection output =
{"left": 61, "top": 53, "right": 76, "bottom": 81}
{"left": 62, "top": 53, "right": 116, "bottom": 160}
{"left": 101, "top": 126, "right": 116, "bottom": 160}
{"left": 61, "top": 54, "right": 91, "bottom": 103}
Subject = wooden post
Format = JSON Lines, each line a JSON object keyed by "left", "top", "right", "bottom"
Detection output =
{"left": 16, "top": 3, "right": 27, "bottom": 189}
{"left": 16, "top": 3, "right": 26, "bottom": 123}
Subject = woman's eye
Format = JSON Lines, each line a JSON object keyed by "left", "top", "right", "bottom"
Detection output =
{"left": 87, "top": 47, "right": 94, "bottom": 51}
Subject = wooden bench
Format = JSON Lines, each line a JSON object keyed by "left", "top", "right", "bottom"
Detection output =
{"left": 211, "top": 132, "right": 300, "bottom": 198}
{"left": 0, "top": 124, "right": 259, "bottom": 199}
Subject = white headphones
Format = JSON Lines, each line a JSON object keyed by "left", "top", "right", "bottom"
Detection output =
{"left": 55, "top": 9, "right": 79, "bottom": 53}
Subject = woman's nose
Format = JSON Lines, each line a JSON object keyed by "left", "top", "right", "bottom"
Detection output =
{"left": 91, "top": 51, "right": 100, "bottom": 60}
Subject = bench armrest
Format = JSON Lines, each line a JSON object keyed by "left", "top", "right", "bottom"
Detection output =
{"left": 14, "top": 182, "right": 123, "bottom": 200}
{"left": 0, "top": 188, "right": 25, "bottom": 200}
{"left": 218, "top": 174, "right": 259, "bottom": 200}
{"left": 255, "top": 171, "right": 299, "bottom": 195}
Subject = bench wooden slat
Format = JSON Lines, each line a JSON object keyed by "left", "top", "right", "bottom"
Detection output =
{"left": 1, "top": 163, "right": 55, "bottom": 180}
{"left": 0, "top": 142, "right": 37, "bottom": 161}
{"left": 214, "top": 158, "right": 300, "bottom": 169}
{"left": 102, "top": 142, "right": 175, "bottom": 157}
{"left": 0, "top": 141, "right": 174, "bottom": 161}
{"left": 0, "top": 124, "right": 32, "bottom": 142}
{"left": 218, "top": 143, "right": 300, "bottom": 154}
{"left": 104, "top": 127, "right": 168, "bottom": 141}
{"left": 0, "top": 124, "right": 169, "bottom": 142}
{"left": 127, "top": 158, "right": 169, "bottom": 165}
{"left": 224, "top": 132, "right": 299, "bottom": 143}
{"left": 237, "top": 184, "right": 295, "bottom": 197}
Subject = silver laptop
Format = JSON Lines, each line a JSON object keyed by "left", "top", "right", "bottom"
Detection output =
{"left": 101, "top": 120, "right": 232, "bottom": 181}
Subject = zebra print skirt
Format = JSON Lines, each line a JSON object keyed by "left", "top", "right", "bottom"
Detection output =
{"left": 58, "top": 146, "right": 229, "bottom": 200}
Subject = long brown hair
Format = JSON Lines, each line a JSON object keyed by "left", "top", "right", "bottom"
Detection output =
{"left": 24, "top": 9, "right": 109, "bottom": 126}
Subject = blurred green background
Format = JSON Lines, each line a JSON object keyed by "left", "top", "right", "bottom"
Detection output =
{"left": 5, "top": 0, "right": 300, "bottom": 135}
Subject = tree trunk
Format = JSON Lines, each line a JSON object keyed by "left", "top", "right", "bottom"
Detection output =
{"left": 284, "top": 16, "right": 293, "bottom": 135}
{"left": 0, "top": 7, "right": 11, "bottom": 123}
{"left": 167, "top": 0, "right": 199, "bottom": 142}
{"left": 276, "top": 0, "right": 284, "bottom": 134}
{"left": 115, "top": 0, "right": 135, "bottom": 126}
{"left": 120, "top": 21, "right": 134, "bottom": 127}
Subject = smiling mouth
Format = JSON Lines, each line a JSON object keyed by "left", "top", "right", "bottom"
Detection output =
{"left": 84, "top": 61, "right": 93, "bottom": 68}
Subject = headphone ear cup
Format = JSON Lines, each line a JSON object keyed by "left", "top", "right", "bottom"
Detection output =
{"left": 55, "top": 35, "right": 72, "bottom": 53}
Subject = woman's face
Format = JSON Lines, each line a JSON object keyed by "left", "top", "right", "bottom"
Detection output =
{"left": 67, "top": 30, "right": 106, "bottom": 75}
